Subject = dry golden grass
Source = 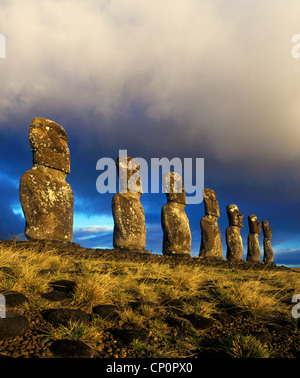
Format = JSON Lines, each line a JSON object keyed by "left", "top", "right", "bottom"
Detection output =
{"left": 0, "top": 242, "right": 299, "bottom": 357}
{"left": 1, "top": 243, "right": 299, "bottom": 316}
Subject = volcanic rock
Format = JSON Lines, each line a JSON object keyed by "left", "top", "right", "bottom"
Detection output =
{"left": 50, "top": 339, "right": 94, "bottom": 358}
{"left": 41, "top": 308, "right": 89, "bottom": 326}
{"left": 0, "top": 291, "right": 29, "bottom": 307}
{"left": 92, "top": 304, "right": 120, "bottom": 320}
{"left": 0, "top": 312, "right": 30, "bottom": 339}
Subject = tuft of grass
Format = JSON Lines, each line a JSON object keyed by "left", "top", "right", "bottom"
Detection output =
{"left": 171, "top": 265, "right": 205, "bottom": 292}
{"left": 72, "top": 273, "right": 118, "bottom": 307}
{"left": 41, "top": 320, "right": 103, "bottom": 344}
{"left": 118, "top": 307, "right": 144, "bottom": 327}
{"left": 212, "top": 270, "right": 292, "bottom": 319}
{"left": 221, "top": 334, "right": 271, "bottom": 358}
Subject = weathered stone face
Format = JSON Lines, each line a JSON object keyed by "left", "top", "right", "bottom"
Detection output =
{"left": 226, "top": 204, "right": 244, "bottom": 228}
{"left": 199, "top": 189, "right": 222, "bottom": 258}
{"left": 29, "top": 117, "right": 70, "bottom": 174}
{"left": 112, "top": 155, "right": 147, "bottom": 252}
{"left": 19, "top": 118, "right": 74, "bottom": 242}
{"left": 248, "top": 214, "right": 261, "bottom": 235}
{"left": 161, "top": 173, "right": 191, "bottom": 255}
{"left": 246, "top": 215, "right": 261, "bottom": 262}
{"left": 203, "top": 188, "right": 220, "bottom": 218}
{"left": 226, "top": 204, "right": 243, "bottom": 260}
{"left": 162, "top": 172, "right": 186, "bottom": 205}
{"left": 116, "top": 156, "right": 142, "bottom": 194}
{"left": 262, "top": 220, "right": 274, "bottom": 263}
{"left": 262, "top": 220, "right": 272, "bottom": 239}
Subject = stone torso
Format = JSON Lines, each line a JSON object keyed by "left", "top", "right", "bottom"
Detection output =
{"left": 225, "top": 225, "right": 243, "bottom": 260}
{"left": 112, "top": 192, "right": 146, "bottom": 251}
{"left": 20, "top": 165, "right": 74, "bottom": 241}
{"left": 200, "top": 215, "right": 222, "bottom": 258}
{"left": 161, "top": 201, "right": 191, "bottom": 255}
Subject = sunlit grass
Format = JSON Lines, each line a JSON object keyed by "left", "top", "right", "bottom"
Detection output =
{"left": 0, "top": 241, "right": 299, "bottom": 358}
{"left": 221, "top": 334, "right": 271, "bottom": 358}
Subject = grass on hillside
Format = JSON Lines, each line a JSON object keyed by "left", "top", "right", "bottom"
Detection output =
{"left": 0, "top": 242, "right": 299, "bottom": 358}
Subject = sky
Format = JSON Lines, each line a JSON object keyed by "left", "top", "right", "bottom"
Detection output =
{"left": 0, "top": 0, "right": 300, "bottom": 266}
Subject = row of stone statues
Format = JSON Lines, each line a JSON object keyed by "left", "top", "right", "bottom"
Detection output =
{"left": 18, "top": 117, "right": 273, "bottom": 263}
{"left": 200, "top": 193, "right": 273, "bottom": 263}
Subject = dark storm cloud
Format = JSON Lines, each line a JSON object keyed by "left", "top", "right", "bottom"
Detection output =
{"left": 1, "top": 0, "right": 300, "bottom": 174}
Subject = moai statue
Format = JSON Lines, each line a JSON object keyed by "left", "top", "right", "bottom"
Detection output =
{"left": 19, "top": 117, "right": 74, "bottom": 241}
{"left": 225, "top": 204, "right": 244, "bottom": 260}
{"left": 199, "top": 188, "right": 223, "bottom": 258}
{"left": 112, "top": 155, "right": 147, "bottom": 253}
{"left": 246, "top": 215, "right": 261, "bottom": 262}
{"left": 161, "top": 172, "right": 191, "bottom": 255}
{"left": 262, "top": 220, "right": 274, "bottom": 263}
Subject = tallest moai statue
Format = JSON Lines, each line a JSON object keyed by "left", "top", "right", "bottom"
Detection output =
{"left": 19, "top": 117, "right": 74, "bottom": 242}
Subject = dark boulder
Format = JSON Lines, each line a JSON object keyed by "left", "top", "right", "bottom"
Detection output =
{"left": 41, "top": 308, "right": 89, "bottom": 326}
{"left": 48, "top": 280, "right": 77, "bottom": 294}
{"left": 0, "top": 291, "right": 29, "bottom": 307}
{"left": 0, "top": 312, "right": 30, "bottom": 339}
{"left": 92, "top": 305, "right": 120, "bottom": 320}
{"left": 50, "top": 339, "right": 94, "bottom": 358}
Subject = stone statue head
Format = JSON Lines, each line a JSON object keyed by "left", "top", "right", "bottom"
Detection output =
{"left": 226, "top": 204, "right": 244, "bottom": 228}
{"left": 262, "top": 220, "right": 272, "bottom": 239}
{"left": 248, "top": 214, "right": 261, "bottom": 235}
{"left": 203, "top": 188, "right": 220, "bottom": 218}
{"left": 162, "top": 172, "right": 186, "bottom": 204}
{"left": 116, "top": 155, "right": 143, "bottom": 194}
{"left": 29, "top": 117, "right": 70, "bottom": 174}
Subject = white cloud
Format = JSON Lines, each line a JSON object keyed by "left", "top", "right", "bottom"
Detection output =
{"left": 1, "top": 0, "right": 300, "bottom": 168}
{"left": 74, "top": 225, "right": 113, "bottom": 234}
